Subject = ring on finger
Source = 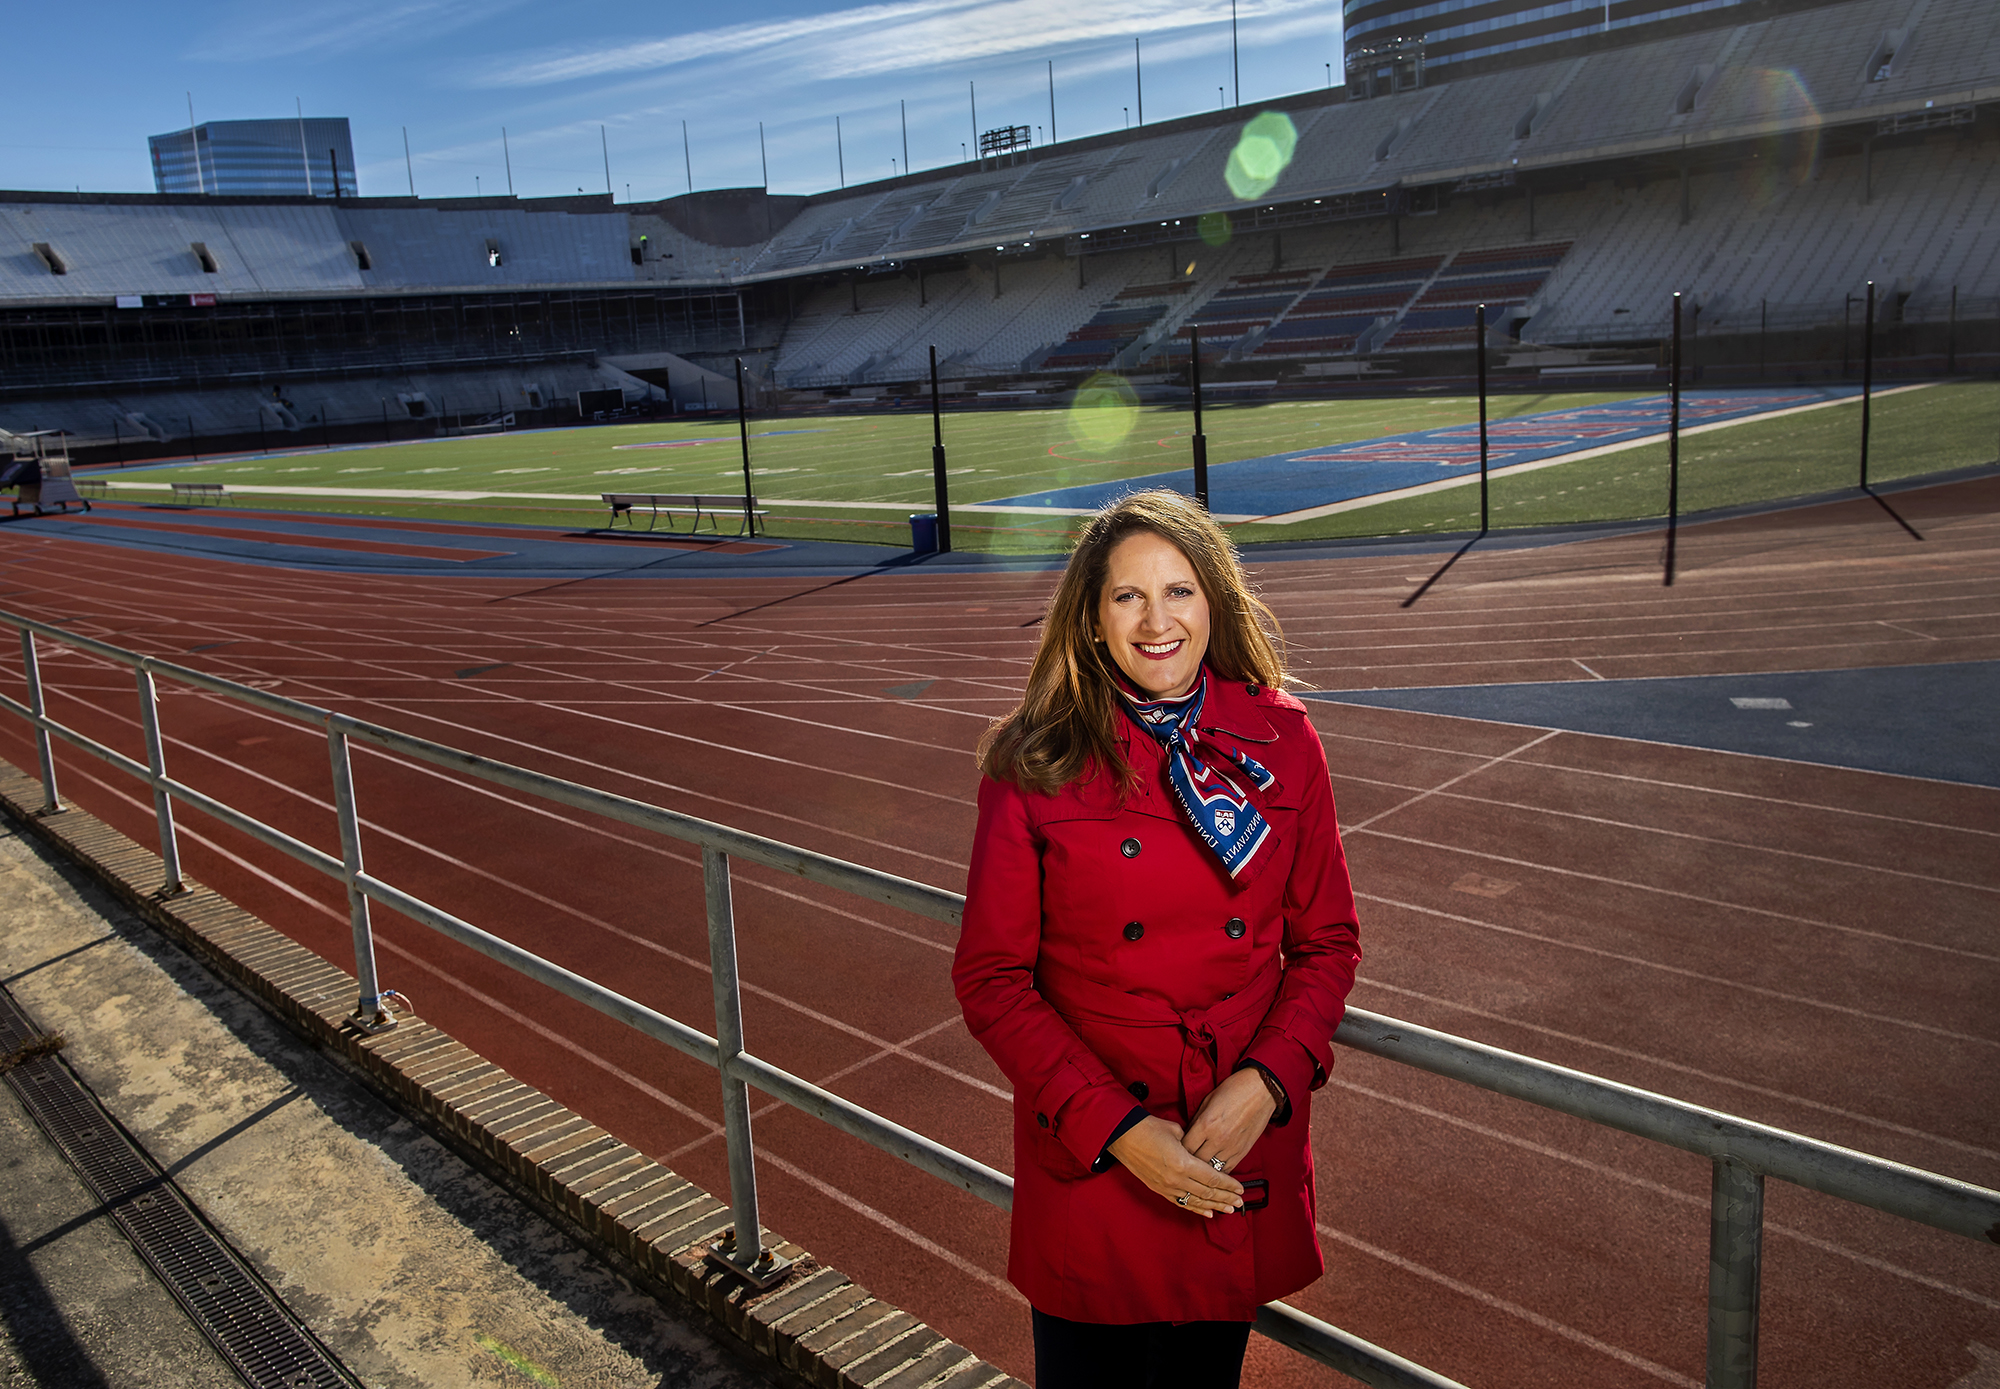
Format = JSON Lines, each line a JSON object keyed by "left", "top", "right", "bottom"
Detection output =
{"left": 1175, "top": 1193, "right": 1188, "bottom": 1207}
{"left": 1209, "top": 1157, "right": 1226, "bottom": 1172}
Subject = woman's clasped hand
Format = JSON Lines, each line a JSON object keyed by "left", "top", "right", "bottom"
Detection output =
{"left": 1108, "top": 1067, "right": 1277, "bottom": 1216}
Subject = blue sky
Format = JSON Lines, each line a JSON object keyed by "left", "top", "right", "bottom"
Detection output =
{"left": 8, "top": 0, "right": 1344, "bottom": 200}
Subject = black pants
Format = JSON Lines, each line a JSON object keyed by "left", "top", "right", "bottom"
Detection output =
{"left": 1031, "top": 1308, "right": 1253, "bottom": 1389}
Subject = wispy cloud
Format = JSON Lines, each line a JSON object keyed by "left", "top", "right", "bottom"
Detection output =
{"left": 475, "top": 0, "right": 1322, "bottom": 88}
{"left": 191, "top": 0, "right": 526, "bottom": 62}
{"left": 473, "top": 0, "right": 979, "bottom": 87}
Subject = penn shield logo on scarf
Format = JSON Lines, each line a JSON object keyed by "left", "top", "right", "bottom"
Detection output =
{"left": 1119, "top": 669, "right": 1277, "bottom": 882}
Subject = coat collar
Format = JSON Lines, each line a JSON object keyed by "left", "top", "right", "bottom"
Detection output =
{"left": 1190, "top": 671, "right": 1280, "bottom": 744}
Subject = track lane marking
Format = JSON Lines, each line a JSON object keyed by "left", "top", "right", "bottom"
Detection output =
{"left": 1308, "top": 720, "right": 2000, "bottom": 841}
{"left": 1316, "top": 1223, "right": 1700, "bottom": 1387}
{"left": 1360, "top": 891, "right": 2000, "bottom": 1049}
{"left": 1354, "top": 978, "right": 2000, "bottom": 1162}
{"left": 1332, "top": 1076, "right": 2000, "bottom": 1310}
{"left": 1346, "top": 729, "right": 1562, "bottom": 832}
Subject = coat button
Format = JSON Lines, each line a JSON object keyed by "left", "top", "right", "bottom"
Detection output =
{"left": 1120, "top": 837, "right": 1141, "bottom": 858}
{"left": 1245, "top": 683, "right": 1258, "bottom": 695}
{"left": 1224, "top": 917, "right": 1247, "bottom": 939}
{"left": 1123, "top": 921, "right": 1145, "bottom": 942}
{"left": 1036, "top": 1112, "right": 1049, "bottom": 1128}
{"left": 1128, "top": 1080, "right": 1149, "bottom": 1100}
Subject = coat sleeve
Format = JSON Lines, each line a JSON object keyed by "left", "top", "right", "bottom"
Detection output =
{"left": 954, "top": 774, "right": 1145, "bottom": 1170}
{"left": 1241, "top": 708, "right": 1362, "bottom": 1111}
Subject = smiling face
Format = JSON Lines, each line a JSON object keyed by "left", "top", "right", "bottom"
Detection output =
{"left": 1094, "top": 529, "right": 1212, "bottom": 700}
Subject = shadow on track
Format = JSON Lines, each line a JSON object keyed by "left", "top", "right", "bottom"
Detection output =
{"left": 1400, "top": 535, "right": 1482, "bottom": 609}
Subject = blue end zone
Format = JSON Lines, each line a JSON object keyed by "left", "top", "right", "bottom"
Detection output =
{"left": 1303, "top": 661, "right": 2000, "bottom": 788}
{"left": 990, "top": 387, "right": 1864, "bottom": 516}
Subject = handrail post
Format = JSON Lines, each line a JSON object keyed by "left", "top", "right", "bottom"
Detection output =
{"left": 1707, "top": 1155, "right": 1764, "bottom": 1389}
{"left": 328, "top": 727, "right": 395, "bottom": 1032}
{"left": 134, "top": 667, "right": 183, "bottom": 894}
{"left": 702, "top": 845, "right": 793, "bottom": 1289}
{"left": 20, "top": 631, "right": 60, "bottom": 813}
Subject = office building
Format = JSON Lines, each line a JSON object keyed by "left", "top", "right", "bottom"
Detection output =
{"left": 1342, "top": 0, "right": 1833, "bottom": 73}
{"left": 149, "top": 117, "right": 358, "bottom": 197}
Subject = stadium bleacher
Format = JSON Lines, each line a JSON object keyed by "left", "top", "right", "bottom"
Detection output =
{"left": 1253, "top": 255, "right": 1445, "bottom": 358}
{"left": 1376, "top": 243, "right": 1571, "bottom": 351}
{"left": 3, "top": 0, "right": 1997, "bottom": 425}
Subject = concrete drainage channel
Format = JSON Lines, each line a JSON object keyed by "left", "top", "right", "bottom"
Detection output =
{"left": 0, "top": 989, "right": 360, "bottom": 1389}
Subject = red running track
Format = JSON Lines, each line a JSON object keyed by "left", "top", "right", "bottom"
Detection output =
{"left": 1, "top": 479, "right": 1996, "bottom": 1387}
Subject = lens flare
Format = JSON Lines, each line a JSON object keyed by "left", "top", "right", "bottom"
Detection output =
{"left": 1198, "top": 210, "right": 1231, "bottom": 247}
{"left": 1225, "top": 112, "right": 1298, "bottom": 202}
{"left": 1069, "top": 373, "right": 1140, "bottom": 448}
{"left": 1728, "top": 69, "right": 1822, "bottom": 205}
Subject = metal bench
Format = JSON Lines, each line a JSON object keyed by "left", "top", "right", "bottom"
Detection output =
{"left": 602, "top": 492, "right": 767, "bottom": 536}
{"left": 171, "top": 482, "right": 230, "bottom": 506}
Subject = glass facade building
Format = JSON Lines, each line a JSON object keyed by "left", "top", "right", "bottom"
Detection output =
{"left": 149, "top": 118, "right": 358, "bottom": 197}
{"left": 1343, "top": 0, "right": 1763, "bottom": 71}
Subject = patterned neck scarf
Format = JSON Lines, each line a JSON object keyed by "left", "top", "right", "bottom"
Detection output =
{"left": 1117, "top": 667, "right": 1278, "bottom": 882}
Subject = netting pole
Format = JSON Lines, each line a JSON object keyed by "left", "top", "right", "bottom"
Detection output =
{"left": 929, "top": 345, "right": 951, "bottom": 553}
{"left": 1946, "top": 285, "right": 1956, "bottom": 376}
{"left": 1190, "top": 326, "right": 1210, "bottom": 510}
{"left": 1476, "top": 303, "right": 1489, "bottom": 536}
{"left": 1860, "top": 280, "right": 1874, "bottom": 489}
{"left": 735, "top": 358, "right": 756, "bottom": 535}
{"left": 1665, "top": 291, "right": 1682, "bottom": 588}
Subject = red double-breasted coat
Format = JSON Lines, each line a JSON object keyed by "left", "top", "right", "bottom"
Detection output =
{"left": 954, "top": 677, "right": 1361, "bottom": 1324}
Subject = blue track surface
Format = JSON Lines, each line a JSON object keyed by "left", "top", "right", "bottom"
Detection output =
{"left": 991, "top": 386, "right": 1863, "bottom": 515}
{"left": 1304, "top": 662, "right": 2000, "bottom": 787}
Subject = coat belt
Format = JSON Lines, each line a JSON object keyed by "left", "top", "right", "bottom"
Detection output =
{"left": 1035, "top": 965, "right": 1280, "bottom": 1117}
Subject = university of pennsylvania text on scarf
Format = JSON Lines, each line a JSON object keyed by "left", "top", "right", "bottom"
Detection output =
{"left": 1119, "top": 669, "right": 1278, "bottom": 883}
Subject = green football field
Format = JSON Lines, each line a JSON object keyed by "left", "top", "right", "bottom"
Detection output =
{"left": 83, "top": 381, "right": 1997, "bottom": 554}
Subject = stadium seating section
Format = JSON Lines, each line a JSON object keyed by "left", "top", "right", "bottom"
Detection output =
{"left": 3, "top": 0, "right": 1997, "bottom": 425}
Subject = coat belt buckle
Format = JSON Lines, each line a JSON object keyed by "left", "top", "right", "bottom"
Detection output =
{"left": 1234, "top": 1178, "right": 1268, "bottom": 1213}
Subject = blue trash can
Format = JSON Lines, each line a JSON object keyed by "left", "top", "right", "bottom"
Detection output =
{"left": 909, "top": 512, "right": 939, "bottom": 554}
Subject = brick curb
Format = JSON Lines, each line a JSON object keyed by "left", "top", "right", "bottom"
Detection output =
{"left": 0, "top": 760, "right": 1024, "bottom": 1389}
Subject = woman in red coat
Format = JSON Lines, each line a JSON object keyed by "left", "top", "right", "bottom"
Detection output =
{"left": 954, "top": 489, "right": 1362, "bottom": 1387}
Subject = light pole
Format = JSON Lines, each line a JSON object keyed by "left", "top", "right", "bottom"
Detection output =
{"left": 1231, "top": 0, "right": 1240, "bottom": 107}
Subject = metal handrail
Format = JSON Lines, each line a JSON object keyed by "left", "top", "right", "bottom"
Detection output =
{"left": 2, "top": 607, "right": 1994, "bottom": 1389}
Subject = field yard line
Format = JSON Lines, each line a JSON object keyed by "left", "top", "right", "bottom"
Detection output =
{"left": 95, "top": 482, "right": 597, "bottom": 501}
{"left": 1248, "top": 383, "right": 1937, "bottom": 525}
{"left": 88, "top": 482, "right": 1160, "bottom": 515}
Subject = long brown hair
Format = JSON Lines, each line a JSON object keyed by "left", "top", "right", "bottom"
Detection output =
{"left": 978, "top": 489, "right": 1289, "bottom": 795}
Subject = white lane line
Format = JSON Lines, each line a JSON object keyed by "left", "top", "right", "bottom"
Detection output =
{"left": 13, "top": 585, "right": 992, "bottom": 874}
{"left": 1273, "top": 574, "right": 2000, "bottom": 641}
{"left": 1347, "top": 729, "right": 1562, "bottom": 832}
{"left": 1250, "top": 384, "right": 1938, "bottom": 526}
{"left": 1316, "top": 1223, "right": 1701, "bottom": 1387}
{"left": 1361, "top": 891, "right": 2000, "bottom": 1049}
{"left": 1332, "top": 1076, "right": 2000, "bottom": 1311}
{"left": 38, "top": 682, "right": 978, "bottom": 1089}
{"left": 1360, "top": 828, "right": 2000, "bottom": 968}
{"left": 182, "top": 641, "right": 980, "bottom": 871}
{"left": 1573, "top": 660, "right": 1606, "bottom": 679}
{"left": 44, "top": 760, "right": 1018, "bottom": 1302}
{"left": 1312, "top": 719, "right": 2000, "bottom": 842}
{"left": 1356, "top": 978, "right": 2000, "bottom": 1162}
{"left": 674, "top": 1015, "right": 995, "bottom": 1164}
{"left": 755, "top": 1147, "right": 1020, "bottom": 1299}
